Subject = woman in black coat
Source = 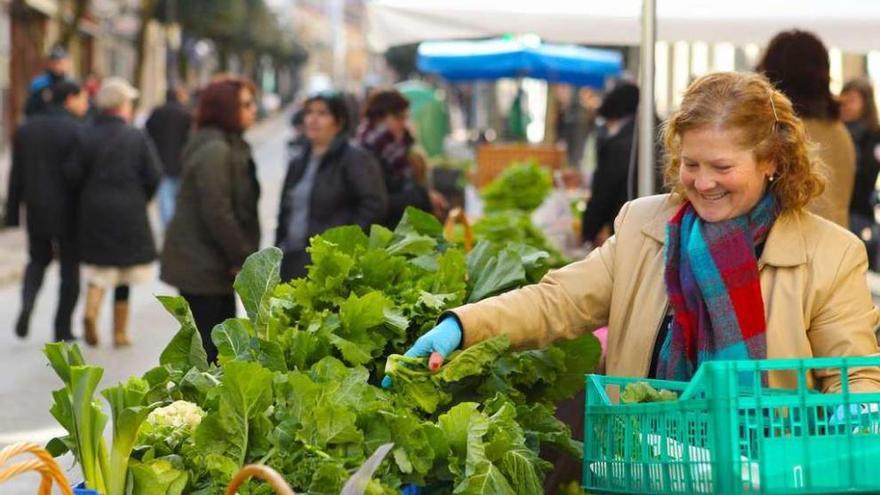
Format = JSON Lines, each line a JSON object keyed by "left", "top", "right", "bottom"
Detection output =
{"left": 67, "top": 77, "right": 161, "bottom": 347}
{"left": 581, "top": 82, "right": 640, "bottom": 247}
{"left": 276, "top": 92, "right": 388, "bottom": 281}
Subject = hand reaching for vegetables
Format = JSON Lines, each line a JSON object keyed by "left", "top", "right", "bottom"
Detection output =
{"left": 381, "top": 316, "right": 462, "bottom": 388}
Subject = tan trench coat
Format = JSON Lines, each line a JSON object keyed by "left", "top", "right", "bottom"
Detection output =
{"left": 453, "top": 194, "right": 880, "bottom": 392}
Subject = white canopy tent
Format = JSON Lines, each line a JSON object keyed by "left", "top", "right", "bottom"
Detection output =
{"left": 367, "top": 0, "right": 880, "bottom": 54}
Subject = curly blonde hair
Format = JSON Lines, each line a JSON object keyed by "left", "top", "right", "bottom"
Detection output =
{"left": 662, "top": 72, "right": 824, "bottom": 212}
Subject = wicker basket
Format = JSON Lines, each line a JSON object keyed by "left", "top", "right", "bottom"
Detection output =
{"left": 0, "top": 442, "right": 74, "bottom": 495}
{"left": 226, "top": 464, "right": 296, "bottom": 495}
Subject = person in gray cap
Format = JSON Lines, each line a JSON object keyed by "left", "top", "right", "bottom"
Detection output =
{"left": 25, "top": 45, "right": 72, "bottom": 118}
{"left": 65, "top": 77, "right": 161, "bottom": 347}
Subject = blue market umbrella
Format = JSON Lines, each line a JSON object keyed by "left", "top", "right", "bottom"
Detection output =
{"left": 416, "top": 38, "right": 622, "bottom": 88}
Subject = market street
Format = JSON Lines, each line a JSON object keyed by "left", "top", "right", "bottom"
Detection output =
{"left": 0, "top": 109, "right": 291, "bottom": 494}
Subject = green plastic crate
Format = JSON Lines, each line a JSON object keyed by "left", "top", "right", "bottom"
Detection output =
{"left": 583, "top": 357, "right": 880, "bottom": 494}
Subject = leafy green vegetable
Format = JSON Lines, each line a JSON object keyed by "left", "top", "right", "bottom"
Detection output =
{"left": 101, "top": 377, "right": 152, "bottom": 495}
{"left": 620, "top": 382, "right": 679, "bottom": 404}
{"left": 195, "top": 360, "right": 273, "bottom": 467}
{"left": 466, "top": 241, "right": 528, "bottom": 303}
{"left": 129, "top": 458, "right": 188, "bottom": 495}
{"left": 481, "top": 160, "right": 553, "bottom": 213}
{"left": 45, "top": 343, "right": 109, "bottom": 493}
{"left": 157, "top": 296, "right": 209, "bottom": 372}
{"left": 233, "top": 246, "right": 282, "bottom": 337}
{"left": 383, "top": 337, "right": 511, "bottom": 414}
{"left": 45, "top": 343, "right": 158, "bottom": 495}
{"left": 471, "top": 210, "right": 568, "bottom": 271}
{"left": 45, "top": 208, "right": 603, "bottom": 494}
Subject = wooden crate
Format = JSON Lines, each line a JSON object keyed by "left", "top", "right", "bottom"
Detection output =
{"left": 474, "top": 143, "right": 566, "bottom": 188}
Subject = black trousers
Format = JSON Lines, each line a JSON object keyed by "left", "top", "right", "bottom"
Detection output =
{"left": 18, "top": 233, "right": 79, "bottom": 340}
{"left": 180, "top": 291, "right": 236, "bottom": 364}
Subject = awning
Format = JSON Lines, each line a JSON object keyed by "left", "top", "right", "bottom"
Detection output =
{"left": 416, "top": 38, "right": 623, "bottom": 87}
{"left": 367, "top": 0, "right": 880, "bottom": 53}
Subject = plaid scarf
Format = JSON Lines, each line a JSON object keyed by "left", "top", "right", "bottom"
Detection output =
{"left": 656, "top": 193, "right": 778, "bottom": 381}
{"left": 356, "top": 121, "right": 414, "bottom": 179}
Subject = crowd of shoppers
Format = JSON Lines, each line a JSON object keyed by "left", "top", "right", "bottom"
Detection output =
{"left": 6, "top": 30, "right": 880, "bottom": 371}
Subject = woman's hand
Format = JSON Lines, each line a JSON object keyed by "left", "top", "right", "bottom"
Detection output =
{"left": 381, "top": 317, "right": 463, "bottom": 388}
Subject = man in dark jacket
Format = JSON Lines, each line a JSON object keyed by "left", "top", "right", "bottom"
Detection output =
{"left": 24, "top": 46, "right": 72, "bottom": 118}
{"left": 145, "top": 86, "right": 192, "bottom": 226}
{"left": 6, "top": 81, "right": 89, "bottom": 341}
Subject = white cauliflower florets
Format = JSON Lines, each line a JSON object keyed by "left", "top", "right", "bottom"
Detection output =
{"left": 147, "top": 400, "right": 206, "bottom": 430}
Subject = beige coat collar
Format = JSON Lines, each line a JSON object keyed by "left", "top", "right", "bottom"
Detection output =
{"left": 639, "top": 197, "right": 808, "bottom": 268}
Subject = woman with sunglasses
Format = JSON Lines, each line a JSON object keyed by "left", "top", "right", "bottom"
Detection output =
{"left": 161, "top": 76, "right": 261, "bottom": 363}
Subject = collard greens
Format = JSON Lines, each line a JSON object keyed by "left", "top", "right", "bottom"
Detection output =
{"left": 46, "top": 208, "right": 601, "bottom": 494}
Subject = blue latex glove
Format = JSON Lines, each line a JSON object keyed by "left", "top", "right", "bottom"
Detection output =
{"left": 382, "top": 316, "right": 463, "bottom": 389}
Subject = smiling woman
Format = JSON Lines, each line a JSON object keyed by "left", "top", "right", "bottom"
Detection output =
{"left": 678, "top": 127, "right": 773, "bottom": 222}
{"left": 662, "top": 71, "right": 824, "bottom": 217}
{"left": 394, "top": 71, "right": 880, "bottom": 405}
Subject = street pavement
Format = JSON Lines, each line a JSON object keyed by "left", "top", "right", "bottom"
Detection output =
{"left": 0, "top": 110, "right": 291, "bottom": 494}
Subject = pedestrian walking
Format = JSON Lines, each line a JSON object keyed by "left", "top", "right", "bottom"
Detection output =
{"left": 146, "top": 86, "right": 193, "bottom": 227}
{"left": 24, "top": 46, "right": 72, "bottom": 118}
{"left": 66, "top": 77, "right": 161, "bottom": 347}
{"left": 840, "top": 78, "right": 880, "bottom": 268}
{"left": 275, "top": 92, "right": 387, "bottom": 280}
{"left": 758, "top": 30, "right": 855, "bottom": 229}
{"left": 357, "top": 89, "right": 444, "bottom": 227}
{"left": 6, "top": 81, "right": 89, "bottom": 341}
{"left": 581, "top": 81, "right": 640, "bottom": 248}
{"left": 160, "top": 77, "right": 261, "bottom": 364}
